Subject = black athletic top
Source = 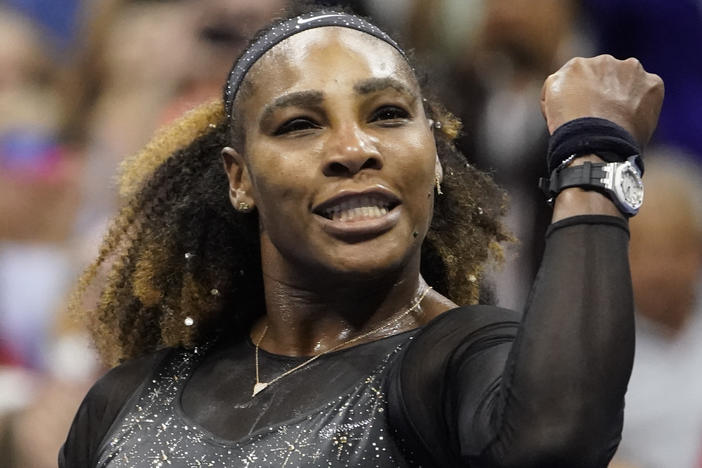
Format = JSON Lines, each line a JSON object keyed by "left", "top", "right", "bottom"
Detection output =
{"left": 59, "top": 215, "right": 634, "bottom": 467}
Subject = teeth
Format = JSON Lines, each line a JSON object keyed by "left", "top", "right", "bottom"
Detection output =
{"left": 324, "top": 196, "right": 391, "bottom": 221}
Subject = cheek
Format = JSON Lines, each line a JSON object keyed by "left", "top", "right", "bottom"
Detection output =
{"left": 395, "top": 135, "right": 437, "bottom": 191}
{"left": 247, "top": 153, "right": 313, "bottom": 221}
{"left": 255, "top": 169, "right": 296, "bottom": 201}
{"left": 399, "top": 158, "right": 435, "bottom": 203}
{"left": 385, "top": 141, "right": 437, "bottom": 228}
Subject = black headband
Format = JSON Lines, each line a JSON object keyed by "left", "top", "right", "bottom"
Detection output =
{"left": 223, "top": 11, "right": 408, "bottom": 119}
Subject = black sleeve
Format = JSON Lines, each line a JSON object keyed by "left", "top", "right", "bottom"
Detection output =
{"left": 58, "top": 350, "right": 168, "bottom": 468}
{"left": 388, "top": 215, "right": 633, "bottom": 467}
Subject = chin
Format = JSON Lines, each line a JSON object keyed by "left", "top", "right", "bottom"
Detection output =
{"left": 314, "top": 240, "right": 420, "bottom": 281}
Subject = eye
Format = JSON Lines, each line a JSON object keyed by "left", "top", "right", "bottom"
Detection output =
{"left": 369, "top": 106, "right": 411, "bottom": 126}
{"left": 274, "top": 117, "right": 321, "bottom": 136}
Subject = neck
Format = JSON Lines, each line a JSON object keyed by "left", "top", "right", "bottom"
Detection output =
{"left": 255, "top": 255, "right": 429, "bottom": 357}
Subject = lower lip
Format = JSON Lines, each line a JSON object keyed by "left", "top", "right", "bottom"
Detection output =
{"left": 315, "top": 206, "right": 402, "bottom": 241}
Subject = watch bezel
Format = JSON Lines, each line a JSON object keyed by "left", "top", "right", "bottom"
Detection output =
{"left": 602, "top": 160, "right": 644, "bottom": 215}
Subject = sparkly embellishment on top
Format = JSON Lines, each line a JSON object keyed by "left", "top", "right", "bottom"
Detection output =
{"left": 96, "top": 339, "right": 419, "bottom": 467}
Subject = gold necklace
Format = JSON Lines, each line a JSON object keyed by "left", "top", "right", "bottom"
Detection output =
{"left": 252, "top": 286, "right": 432, "bottom": 397}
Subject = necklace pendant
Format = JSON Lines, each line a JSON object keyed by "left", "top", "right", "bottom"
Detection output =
{"left": 252, "top": 382, "right": 269, "bottom": 397}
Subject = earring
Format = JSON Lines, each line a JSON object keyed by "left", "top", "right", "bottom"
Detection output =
{"left": 435, "top": 173, "right": 443, "bottom": 195}
{"left": 231, "top": 187, "right": 253, "bottom": 213}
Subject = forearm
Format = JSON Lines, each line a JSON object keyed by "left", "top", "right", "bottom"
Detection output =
{"left": 390, "top": 211, "right": 634, "bottom": 466}
{"left": 476, "top": 215, "right": 633, "bottom": 466}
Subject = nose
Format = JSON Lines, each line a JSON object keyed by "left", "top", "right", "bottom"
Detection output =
{"left": 322, "top": 125, "right": 382, "bottom": 177}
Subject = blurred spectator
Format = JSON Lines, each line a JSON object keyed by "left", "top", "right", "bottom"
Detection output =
{"left": 0, "top": 5, "right": 79, "bottom": 369}
{"left": 63, "top": 0, "right": 287, "bottom": 234}
{"left": 613, "top": 153, "right": 702, "bottom": 468}
{"left": 0, "top": 2, "right": 287, "bottom": 467}
{"left": 405, "top": 0, "right": 591, "bottom": 309}
{"left": 3, "top": 0, "right": 80, "bottom": 53}
{"left": 160, "top": 0, "right": 288, "bottom": 122}
{"left": 0, "top": 6, "right": 89, "bottom": 468}
{"left": 62, "top": 0, "right": 202, "bottom": 232}
{"left": 583, "top": 0, "right": 702, "bottom": 160}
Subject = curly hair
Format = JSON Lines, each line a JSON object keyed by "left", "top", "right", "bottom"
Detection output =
{"left": 70, "top": 8, "right": 511, "bottom": 366}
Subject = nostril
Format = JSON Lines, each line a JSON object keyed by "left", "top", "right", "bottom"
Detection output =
{"left": 361, "top": 157, "right": 382, "bottom": 171}
{"left": 328, "top": 161, "right": 348, "bottom": 176}
{"left": 323, "top": 154, "right": 383, "bottom": 177}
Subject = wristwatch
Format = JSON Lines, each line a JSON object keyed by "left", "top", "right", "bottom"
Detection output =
{"left": 539, "top": 156, "right": 644, "bottom": 216}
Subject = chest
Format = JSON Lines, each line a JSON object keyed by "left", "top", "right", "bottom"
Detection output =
{"left": 96, "top": 342, "right": 423, "bottom": 468}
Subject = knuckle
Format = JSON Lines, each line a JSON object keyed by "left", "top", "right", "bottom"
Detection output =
{"left": 563, "top": 56, "right": 584, "bottom": 68}
{"left": 542, "top": 73, "right": 558, "bottom": 91}
{"left": 646, "top": 73, "right": 665, "bottom": 90}
{"left": 625, "top": 57, "right": 645, "bottom": 71}
{"left": 594, "top": 53, "right": 615, "bottom": 62}
{"left": 648, "top": 72, "right": 663, "bottom": 84}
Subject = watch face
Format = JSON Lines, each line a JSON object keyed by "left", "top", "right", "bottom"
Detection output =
{"left": 615, "top": 163, "right": 644, "bottom": 211}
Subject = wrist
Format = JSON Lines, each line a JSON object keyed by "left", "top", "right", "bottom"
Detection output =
{"left": 552, "top": 153, "right": 624, "bottom": 221}
{"left": 541, "top": 118, "right": 646, "bottom": 219}
{"left": 551, "top": 154, "right": 624, "bottom": 223}
{"left": 552, "top": 187, "right": 624, "bottom": 223}
{"left": 542, "top": 154, "right": 643, "bottom": 219}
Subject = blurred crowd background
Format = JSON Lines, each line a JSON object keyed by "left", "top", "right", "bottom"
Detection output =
{"left": 0, "top": 0, "right": 701, "bottom": 467}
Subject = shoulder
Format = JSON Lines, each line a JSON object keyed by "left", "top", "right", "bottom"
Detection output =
{"left": 400, "top": 304, "right": 521, "bottom": 372}
{"left": 415, "top": 304, "right": 521, "bottom": 345}
{"left": 385, "top": 305, "right": 520, "bottom": 465}
{"left": 89, "top": 349, "right": 172, "bottom": 411}
{"left": 59, "top": 349, "right": 172, "bottom": 467}
{"left": 392, "top": 304, "right": 521, "bottom": 394}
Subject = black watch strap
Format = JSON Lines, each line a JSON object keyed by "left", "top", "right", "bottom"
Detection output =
{"left": 539, "top": 161, "right": 608, "bottom": 200}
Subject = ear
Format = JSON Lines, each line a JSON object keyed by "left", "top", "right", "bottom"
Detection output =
{"left": 221, "top": 146, "right": 255, "bottom": 212}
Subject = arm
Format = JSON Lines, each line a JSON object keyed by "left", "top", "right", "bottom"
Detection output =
{"left": 390, "top": 217, "right": 633, "bottom": 467}
{"left": 477, "top": 56, "right": 662, "bottom": 466}
{"left": 473, "top": 215, "right": 633, "bottom": 466}
{"left": 477, "top": 56, "right": 663, "bottom": 465}
{"left": 389, "top": 56, "right": 663, "bottom": 467}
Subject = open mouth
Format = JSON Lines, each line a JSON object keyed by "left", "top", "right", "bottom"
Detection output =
{"left": 318, "top": 196, "right": 399, "bottom": 222}
{"left": 314, "top": 192, "right": 400, "bottom": 223}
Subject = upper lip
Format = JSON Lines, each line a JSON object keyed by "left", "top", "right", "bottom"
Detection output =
{"left": 312, "top": 186, "right": 401, "bottom": 219}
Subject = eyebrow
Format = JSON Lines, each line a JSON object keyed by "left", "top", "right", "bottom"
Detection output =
{"left": 259, "top": 78, "right": 418, "bottom": 124}
{"left": 260, "top": 90, "right": 324, "bottom": 124}
{"left": 353, "top": 77, "right": 418, "bottom": 100}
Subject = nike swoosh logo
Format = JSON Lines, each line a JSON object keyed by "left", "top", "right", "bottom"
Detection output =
{"left": 297, "top": 14, "right": 345, "bottom": 25}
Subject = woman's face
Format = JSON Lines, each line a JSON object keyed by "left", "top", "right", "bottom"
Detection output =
{"left": 224, "top": 27, "right": 438, "bottom": 278}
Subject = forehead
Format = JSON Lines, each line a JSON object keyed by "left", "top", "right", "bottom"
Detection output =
{"left": 239, "top": 27, "right": 418, "bottom": 106}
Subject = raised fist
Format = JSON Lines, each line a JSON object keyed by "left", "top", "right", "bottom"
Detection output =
{"left": 541, "top": 55, "right": 664, "bottom": 147}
